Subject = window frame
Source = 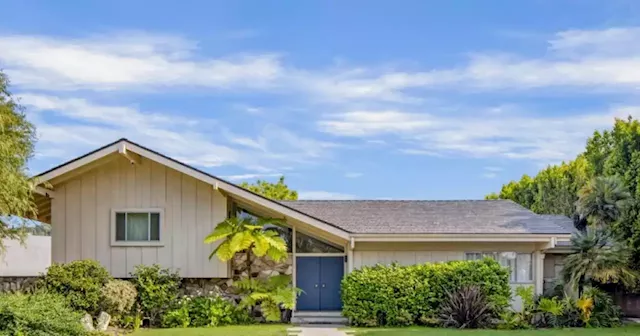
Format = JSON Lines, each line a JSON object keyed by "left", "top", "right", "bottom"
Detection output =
{"left": 464, "top": 251, "right": 533, "bottom": 284}
{"left": 110, "top": 208, "right": 164, "bottom": 247}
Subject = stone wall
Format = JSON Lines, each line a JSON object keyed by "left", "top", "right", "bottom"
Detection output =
{"left": 0, "top": 277, "right": 39, "bottom": 293}
{"left": 181, "top": 253, "right": 293, "bottom": 297}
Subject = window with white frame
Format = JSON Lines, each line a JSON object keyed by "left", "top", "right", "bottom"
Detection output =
{"left": 112, "top": 209, "right": 162, "bottom": 245}
{"left": 465, "top": 252, "right": 532, "bottom": 283}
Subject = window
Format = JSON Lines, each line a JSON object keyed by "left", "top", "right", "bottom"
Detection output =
{"left": 465, "top": 252, "right": 532, "bottom": 283}
{"left": 111, "top": 209, "right": 163, "bottom": 246}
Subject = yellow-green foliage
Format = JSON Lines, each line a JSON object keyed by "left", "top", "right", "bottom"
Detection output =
{"left": 341, "top": 258, "right": 511, "bottom": 327}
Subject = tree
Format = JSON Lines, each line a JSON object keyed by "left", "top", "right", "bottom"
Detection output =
{"left": 563, "top": 229, "right": 637, "bottom": 295}
{"left": 240, "top": 176, "right": 298, "bottom": 200}
{"left": 484, "top": 192, "right": 499, "bottom": 200}
{"left": 204, "top": 216, "right": 288, "bottom": 279}
{"left": 0, "top": 71, "right": 36, "bottom": 253}
{"left": 204, "top": 216, "right": 292, "bottom": 321}
{"left": 576, "top": 176, "right": 631, "bottom": 229}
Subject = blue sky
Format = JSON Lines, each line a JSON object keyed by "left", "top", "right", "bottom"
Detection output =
{"left": 3, "top": 0, "right": 640, "bottom": 200}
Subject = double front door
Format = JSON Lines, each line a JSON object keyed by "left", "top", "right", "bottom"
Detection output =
{"left": 296, "top": 256, "right": 344, "bottom": 311}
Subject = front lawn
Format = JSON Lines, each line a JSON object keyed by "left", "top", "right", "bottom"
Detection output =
{"left": 131, "top": 325, "right": 289, "bottom": 336}
{"left": 354, "top": 325, "right": 640, "bottom": 336}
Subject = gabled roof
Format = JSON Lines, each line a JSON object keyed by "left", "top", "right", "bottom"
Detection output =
{"left": 281, "top": 200, "right": 574, "bottom": 235}
{"left": 34, "top": 138, "right": 350, "bottom": 240}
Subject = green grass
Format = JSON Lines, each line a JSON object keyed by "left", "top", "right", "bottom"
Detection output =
{"left": 354, "top": 325, "right": 640, "bottom": 336}
{"left": 131, "top": 324, "right": 289, "bottom": 336}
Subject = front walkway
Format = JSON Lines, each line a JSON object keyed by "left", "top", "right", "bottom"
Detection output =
{"left": 288, "top": 325, "right": 352, "bottom": 336}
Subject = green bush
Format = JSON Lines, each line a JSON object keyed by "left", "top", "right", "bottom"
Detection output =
{"left": 582, "top": 287, "right": 622, "bottom": 327}
{"left": 341, "top": 258, "right": 511, "bottom": 327}
{"left": 100, "top": 279, "right": 137, "bottom": 324}
{"left": 163, "top": 295, "right": 252, "bottom": 328}
{"left": 130, "top": 264, "right": 181, "bottom": 327}
{"left": 0, "top": 292, "right": 88, "bottom": 336}
{"left": 40, "top": 260, "right": 112, "bottom": 316}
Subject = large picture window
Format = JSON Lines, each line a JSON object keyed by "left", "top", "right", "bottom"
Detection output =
{"left": 465, "top": 252, "right": 532, "bottom": 283}
{"left": 111, "top": 209, "right": 163, "bottom": 246}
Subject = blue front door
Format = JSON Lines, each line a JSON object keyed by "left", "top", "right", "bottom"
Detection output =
{"left": 296, "top": 256, "right": 344, "bottom": 311}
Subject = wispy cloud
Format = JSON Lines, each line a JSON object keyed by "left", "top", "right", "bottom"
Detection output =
{"left": 21, "top": 94, "right": 337, "bottom": 172}
{"left": 344, "top": 172, "right": 363, "bottom": 178}
{"left": 319, "top": 107, "right": 640, "bottom": 162}
{"left": 482, "top": 166, "right": 503, "bottom": 179}
{"left": 298, "top": 191, "right": 357, "bottom": 200}
{"left": 0, "top": 32, "right": 282, "bottom": 91}
{"left": 221, "top": 173, "right": 283, "bottom": 181}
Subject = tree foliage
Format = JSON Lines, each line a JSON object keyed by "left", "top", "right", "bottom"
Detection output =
{"left": 562, "top": 229, "right": 637, "bottom": 295}
{"left": 0, "top": 71, "right": 37, "bottom": 252}
{"left": 240, "top": 176, "right": 298, "bottom": 200}
{"left": 576, "top": 176, "right": 630, "bottom": 228}
{"left": 204, "top": 216, "right": 288, "bottom": 277}
{"left": 488, "top": 116, "right": 640, "bottom": 271}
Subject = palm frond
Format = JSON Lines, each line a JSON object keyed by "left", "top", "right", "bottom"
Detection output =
{"left": 203, "top": 220, "right": 234, "bottom": 243}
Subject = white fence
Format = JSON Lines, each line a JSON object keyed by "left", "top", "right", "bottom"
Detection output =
{"left": 0, "top": 235, "right": 51, "bottom": 276}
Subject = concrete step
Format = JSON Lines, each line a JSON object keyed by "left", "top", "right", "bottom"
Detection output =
{"left": 291, "top": 311, "right": 348, "bottom": 325}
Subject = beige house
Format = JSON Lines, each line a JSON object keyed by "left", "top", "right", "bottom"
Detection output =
{"left": 33, "top": 138, "right": 573, "bottom": 317}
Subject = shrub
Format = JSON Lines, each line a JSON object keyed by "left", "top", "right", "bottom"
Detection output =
{"left": 341, "top": 258, "right": 511, "bottom": 327}
{"left": 101, "top": 279, "right": 137, "bottom": 323}
{"left": 582, "top": 287, "right": 622, "bottom": 327}
{"left": 535, "top": 297, "right": 565, "bottom": 328}
{"left": 0, "top": 291, "right": 88, "bottom": 336}
{"left": 234, "top": 275, "right": 299, "bottom": 322}
{"left": 440, "top": 286, "right": 494, "bottom": 329}
{"left": 162, "top": 295, "right": 252, "bottom": 328}
{"left": 40, "top": 260, "right": 112, "bottom": 316}
{"left": 130, "top": 264, "right": 181, "bottom": 327}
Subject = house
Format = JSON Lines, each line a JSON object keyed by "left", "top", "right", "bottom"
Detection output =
{"left": 32, "top": 138, "right": 573, "bottom": 318}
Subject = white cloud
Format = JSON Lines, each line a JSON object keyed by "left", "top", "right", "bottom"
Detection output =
{"left": 221, "top": 173, "right": 283, "bottom": 181}
{"left": 0, "top": 33, "right": 282, "bottom": 91}
{"left": 21, "top": 94, "right": 336, "bottom": 172}
{"left": 319, "top": 107, "right": 640, "bottom": 162}
{"left": 298, "top": 191, "right": 357, "bottom": 200}
{"left": 484, "top": 166, "right": 503, "bottom": 172}
{"left": 344, "top": 172, "right": 363, "bottom": 178}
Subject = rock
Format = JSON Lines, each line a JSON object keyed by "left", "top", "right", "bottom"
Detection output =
{"left": 96, "top": 312, "right": 111, "bottom": 331}
{"left": 81, "top": 314, "right": 94, "bottom": 331}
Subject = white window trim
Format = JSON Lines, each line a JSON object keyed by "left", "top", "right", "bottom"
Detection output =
{"left": 464, "top": 252, "right": 534, "bottom": 284}
{"left": 111, "top": 208, "right": 164, "bottom": 247}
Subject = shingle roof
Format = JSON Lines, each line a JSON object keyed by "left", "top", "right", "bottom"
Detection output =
{"left": 280, "top": 199, "right": 573, "bottom": 234}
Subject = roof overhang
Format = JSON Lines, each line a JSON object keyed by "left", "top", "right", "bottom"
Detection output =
{"left": 351, "top": 233, "right": 571, "bottom": 244}
{"left": 34, "top": 139, "right": 351, "bottom": 240}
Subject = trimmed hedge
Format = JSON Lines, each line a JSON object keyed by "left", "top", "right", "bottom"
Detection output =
{"left": 341, "top": 258, "right": 511, "bottom": 326}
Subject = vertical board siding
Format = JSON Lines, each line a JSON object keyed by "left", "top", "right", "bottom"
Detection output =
{"left": 51, "top": 155, "right": 228, "bottom": 278}
{"left": 51, "top": 184, "right": 66, "bottom": 263}
{"left": 353, "top": 251, "right": 465, "bottom": 268}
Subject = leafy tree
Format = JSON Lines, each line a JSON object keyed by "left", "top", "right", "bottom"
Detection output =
{"left": 0, "top": 71, "right": 36, "bottom": 253}
{"left": 234, "top": 275, "right": 300, "bottom": 321}
{"left": 240, "top": 176, "right": 298, "bottom": 200}
{"left": 576, "top": 176, "right": 630, "bottom": 229}
{"left": 204, "top": 216, "right": 288, "bottom": 279}
{"left": 562, "top": 229, "right": 637, "bottom": 295}
{"left": 484, "top": 192, "right": 499, "bottom": 200}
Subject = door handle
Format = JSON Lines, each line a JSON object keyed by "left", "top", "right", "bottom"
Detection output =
{"left": 314, "top": 284, "right": 318, "bottom": 288}
{"left": 322, "top": 284, "right": 326, "bottom": 288}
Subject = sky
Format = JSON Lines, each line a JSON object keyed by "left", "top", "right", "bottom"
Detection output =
{"left": 3, "top": 0, "right": 640, "bottom": 200}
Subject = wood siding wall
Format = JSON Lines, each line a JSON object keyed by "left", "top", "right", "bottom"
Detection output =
{"left": 51, "top": 155, "right": 228, "bottom": 278}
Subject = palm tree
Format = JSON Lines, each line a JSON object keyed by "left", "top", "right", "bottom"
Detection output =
{"left": 576, "top": 176, "right": 631, "bottom": 229}
{"left": 204, "top": 216, "right": 288, "bottom": 279}
{"left": 562, "top": 229, "right": 637, "bottom": 295}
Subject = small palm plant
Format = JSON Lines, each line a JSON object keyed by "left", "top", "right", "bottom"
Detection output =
{"left": 536, "top": 297, "right": 565, "bottom": 327}
{"left": 562, "top": 229, "right": 637, "bottom": 296}
{"left": 576, "top": 176, "right": 630, "bottom": 229}
{"left": 205, "top": 216, "right": 288, "bottom": 278}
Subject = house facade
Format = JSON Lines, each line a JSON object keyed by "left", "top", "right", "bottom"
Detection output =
{"left": 33, "top": 139, "right": 574, "bottom": 315}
